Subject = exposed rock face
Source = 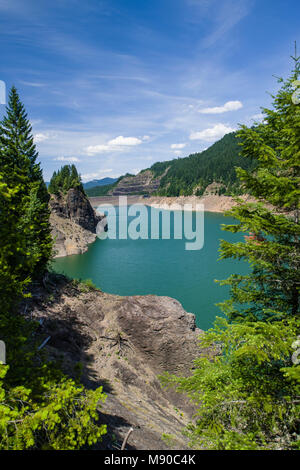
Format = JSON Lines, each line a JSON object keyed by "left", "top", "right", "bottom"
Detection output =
{"left": 26, "top": 274, "right": 208, "bottom": 450}
{"left": 116, "top": 296, "right": 198, "bottom": 376}
{"left": 146, "top": 194, "right": 262, "bottom": 213}
{"left": 49, "top": 188, "right": 105, "bottom": 257}
{"left": 111, "top": 170, "right": 167, "bottom": 196}
{"left": 50, "top": 188, "right": 102, "bottom": 232}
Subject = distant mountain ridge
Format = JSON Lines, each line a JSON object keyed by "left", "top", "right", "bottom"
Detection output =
{"left": 83, "top": 177, "right": 118, "bottom": 189}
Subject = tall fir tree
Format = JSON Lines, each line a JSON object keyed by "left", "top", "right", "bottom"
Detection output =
{"left": 0, "top": 89, "right": 107, "bottom": 449}
{"left": 161, "top": 56, "right": 300, "bottom": 450}
{"left": 48, "top": 164, "right": 84, "bottom": 195}
{"left": 0, "top": 86, "right": 53, "bottom": 279}
{"left": 218, "top": 55, "right": 300, "bottom": 322}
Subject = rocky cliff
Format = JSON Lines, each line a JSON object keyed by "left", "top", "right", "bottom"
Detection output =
{"left": 49, "top": 188, "right": 105, "bottom": 257}
{"left": 26, "top": 273, "right": 209, "bottom": 450}
{"left": 110, "top": 169, "right": 167, "bottom": 196}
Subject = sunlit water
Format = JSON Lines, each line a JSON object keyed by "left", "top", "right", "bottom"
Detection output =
{"left": 52, "top": 206, "right": 247, "bottom": 330}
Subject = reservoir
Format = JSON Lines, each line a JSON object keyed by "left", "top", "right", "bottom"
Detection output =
{"left": 53, "top": 205, "right": 247, "bottom": 330}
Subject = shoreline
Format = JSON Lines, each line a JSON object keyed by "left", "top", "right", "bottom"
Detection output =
{"left": 89, "top": 194, "right": 250, "bottom": 213}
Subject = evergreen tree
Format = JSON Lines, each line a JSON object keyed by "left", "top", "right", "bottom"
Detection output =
{"left": 0, "top": 89, "right": 107, "bottom": 449}
{"left": 219, "top": 56, "right": 300, "bottom": 322}
{"left": 0, "top": 177, "right": 31, "bottom": 312}
{"left": 151, "top": 132, "right": 255, "bottom": 197}
{"left": 0, "top": 86, "right": 53, "bottom": 277}
{"left": 161, "top": 57, "right": 300, "bottom": 450}
{"left": 48, "top": 164, "right": 84, "bottom": 195}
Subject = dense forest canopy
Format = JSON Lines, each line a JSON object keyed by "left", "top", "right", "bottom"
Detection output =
{"left": 48, "top": 164, "right": 84, "bottom": 195}
{"left": 85, "top": 174, "right": 131, "bottom": 197}
{"left": 152, "top": 132, "right": 256, "bottom": 196}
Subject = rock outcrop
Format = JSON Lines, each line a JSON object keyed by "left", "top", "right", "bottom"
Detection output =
{"left": 26, "top": 273, "right": 209, "bottom": 450}
{"left": 49, "top": 188, "right": 105, "bottom": 257}
{"left": 110, "top": 169, "right": 167, "bottom": 196}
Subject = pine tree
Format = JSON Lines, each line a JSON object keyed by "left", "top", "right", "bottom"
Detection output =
{"left": 0, "top": 90, "right": 107, "bottom": 449}
{"left": 161, "top": 56, "right": 300, "bottom": 450}
{"left": 218, "top": 55, "right": 300, "bottom": 322}
{"left": 48, "top": 164, "right": 84, "bottom": 195}
{"left": 0, "top": 86, "right": 53, "bottom": 278}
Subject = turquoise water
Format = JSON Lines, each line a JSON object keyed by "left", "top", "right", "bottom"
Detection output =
{"left": 52, "top": 206, "right": 247, "bottom": 330}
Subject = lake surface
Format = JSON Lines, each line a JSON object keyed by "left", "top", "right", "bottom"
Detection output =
{"left": 53, "top": 206, "right": 247, "bottom": 330}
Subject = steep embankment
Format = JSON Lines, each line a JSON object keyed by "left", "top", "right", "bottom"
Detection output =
{"left": 145, "top": 191, "right": 259, "bottom": 212}
{"left": 49, "top": 188, "right": 105, "bottom": 257}
{"left": 146, "top": 195, "right": 239, "bottom": 212}
{"left": 26, "top": 273, "right": 209, "bottom": 450}
{"left": 89, "top": 194, "right": 241, "bottom": 213}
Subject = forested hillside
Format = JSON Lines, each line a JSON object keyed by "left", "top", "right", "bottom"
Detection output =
{"left": 85, "top": 132, "right": 255, "bottom": 198}
{"left": 85, "top": 174, "right": 131, "bottom": 197}
{"left": 152, "top": 132, "right": 255, "bottom": 196}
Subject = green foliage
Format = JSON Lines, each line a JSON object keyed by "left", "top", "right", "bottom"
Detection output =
{"left": 161, "top": 317, "right": 300, "bottom": 450}
{"left": 77, "top": 278, "right": 100, "bottom": 292}
{"left": 161, "top": 58, "right": 300, "bottom": 450}
{"left": 48, "top": 164, "right": 84, "bottom": 195}
{"left": 0, "top": 292, "right": 107, "bottom": 449}
{"left": 218, "top": 59, "right": 300, "bottom": 323}
{"left": 86, "top": 134, "right": 254, "bottom": 197}
{"left": 161, "top": 433, "right": 177, "bottom": 447}
{"left": 0, "top": 88, "right": 107, "bottom": 449}
{"left": 0, "top": 86, "right": 53, "bottom": 278}
{"left": 85, "top": 182, "right": 116, "bottom": 197}
{"left": 0, "top": 312, "right": 107, "bottom": 449}
{"left": 153, "top": 132, "right": 255, "bottom": 196}
{"left": 85, "top": 175, "right": 127, "bottom": 197}
{"left": 0, "top": 179, "right": 31, "bottom": 311}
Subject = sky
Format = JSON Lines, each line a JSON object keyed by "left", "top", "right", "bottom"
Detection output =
{"left": 0, "top": 0, "right": 300, "bottom": 182}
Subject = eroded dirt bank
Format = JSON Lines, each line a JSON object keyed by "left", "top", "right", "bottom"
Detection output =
{"left": 25, "top": 273, "right": 210, "bottom": 450}
{"left": 89, "top": 194, "right": 254, "bottom": 213}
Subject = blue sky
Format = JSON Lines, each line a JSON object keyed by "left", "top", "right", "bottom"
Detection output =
{"left": 1, "top": 0, "right": 299, "bottom": 182}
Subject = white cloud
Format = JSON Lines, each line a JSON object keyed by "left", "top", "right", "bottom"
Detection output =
{"left": 199, "top": 100, "right": 243, "bottom": 114}
{"left": 174, "top": 150, "right": 182, "bottom": 156}
{"left": 34, "top": 132, "right": 49, "bottom": 143}
{"left": 54, "top": 156, "right": 80, "bottom": 162}
{"left": 86, "top": 135, "right": 143, "bottom": 155}
{"left": 190, "top": 123, "right": 235, "bottom": 142}
{"left": 170, "top": 143, "right": 186, "bottom": 149}
{"left": 85, "top": 144, "right": 113, "bottom": 155}
{"left": 108, "top": 136, "right": 142, "bottom": 146}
